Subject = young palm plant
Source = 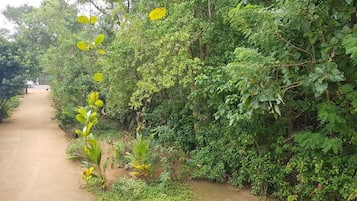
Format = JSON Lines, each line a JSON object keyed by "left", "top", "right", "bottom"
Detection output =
{"left": 125, "top": 133, "right": 152, "bottom": 178}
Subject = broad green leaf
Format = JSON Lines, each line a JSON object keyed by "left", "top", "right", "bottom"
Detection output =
{"left": 89, "top": 16, "right": 98, "bottom": 24}
{"left": 86, "top": 139, "right": 102, "bottom": 165}
{"left": 96, "top": 49, "right": 106, "bottom": 55}
{"left": 345, "top": 0, "right": 353, "bottom": 5}
{"left": 340, "top": 84, "right": 353, "bottom": 94}
{"left": 93, "top": 73, "right": 103, "bottom": 82}
{"left": 94, "top": 34, "right": 105, "bottom": 46}
{"left": 77, "top": 15, "right": 89, "bottom": 24}
{"left": 287, "top": 195, "right": 298, "bottom": 201}
{"left": 149, "top": 7, "right": 167, "bottom": 21}
{"left": 77, "top": 41, "right": 89, "bottom": 51}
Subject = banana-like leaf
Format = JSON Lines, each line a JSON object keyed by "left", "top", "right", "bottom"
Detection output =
{"left": 86, "top": 139, "right": 102, "bottom": 165}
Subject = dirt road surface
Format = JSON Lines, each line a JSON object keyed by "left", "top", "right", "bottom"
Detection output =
{"left": 0, "top": 87, "right": 96, "bottom": 201}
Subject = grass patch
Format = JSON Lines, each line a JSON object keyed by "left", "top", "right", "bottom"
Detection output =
{"left": 92, "top": 120, "right": 125, "bottom": 141}
{"left": 88, "top": 177, "right": 194, "bottom": 201}
{"left": 94, "top": 129, "right": 124, "bottom": 141}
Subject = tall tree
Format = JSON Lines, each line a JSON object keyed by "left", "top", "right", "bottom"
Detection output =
{"left": 0, "top": 37, "right": 24, "bottom": 121}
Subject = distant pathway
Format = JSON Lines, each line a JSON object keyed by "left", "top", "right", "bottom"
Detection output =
{"left": 0, "top": 86, "right": 95, "bottom": 201}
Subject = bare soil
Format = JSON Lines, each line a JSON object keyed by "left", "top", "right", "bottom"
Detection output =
{"left": 190, "top": 181, "right": 275, "bottom": 201}
{"left": 0, "top": 87, "right": 96, "bottom": 201}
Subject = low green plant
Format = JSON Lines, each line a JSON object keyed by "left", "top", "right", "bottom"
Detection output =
{"left": 74, "top": 89, "right": 108, "bottom": 189}
{"left": 66, "top": 138, "right": 86, "bottom": 160}
{"left": 125, "top": 133, "right": 153, "bottom": 178}
{"left": 112, "top": 140, "right": 127, "bottom": 167}
{"left": 153, "top": 144, "right": 191, "bottom": 186}
{"left": 88, "top": 177, "right": 193, "bottom": 201}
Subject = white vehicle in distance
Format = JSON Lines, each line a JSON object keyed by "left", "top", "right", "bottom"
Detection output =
{"left": 26, "top": 80, "right": 34, "bottom": 88}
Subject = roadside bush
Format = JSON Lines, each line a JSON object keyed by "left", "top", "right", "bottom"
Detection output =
{"left": 0, "top": 96, "right": 21, "bottom": 122}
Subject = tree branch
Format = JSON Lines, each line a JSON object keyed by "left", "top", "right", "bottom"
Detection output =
{"left": 274, "top": 32, "right": 316, "bottom": 63}
{"left": 280, "top": 82, "right": 302, "bottom": 91}
{"left": 87, "top": 0, "right": 107, "bottom": 15}
{"left": 207, "top": 0, "right": 212, "bottom": 22}
{"left": 268, "top": 61, "right": 310, "bottom": 68}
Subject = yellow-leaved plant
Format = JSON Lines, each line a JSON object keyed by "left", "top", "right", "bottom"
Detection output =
{"left": 74, "top": 13, "right": 108, "bottom": 189}
{"left": 125, "top": 133, "right": 153, "bottom": 178}
{"left": 149, "top": 7, "right": 167, "bottom": 21}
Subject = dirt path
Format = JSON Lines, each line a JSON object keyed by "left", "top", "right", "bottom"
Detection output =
{"left": 0, "top": 87, "right": 96, "bottom": 201}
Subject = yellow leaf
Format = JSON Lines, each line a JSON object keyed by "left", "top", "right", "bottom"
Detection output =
{"left": 96, "top": 49, "right": 106, "bottom": 55}
{"left": 77, "top": 41, "right": 89, "bottom": 51}
{"left": 90, "top": 16, "right": 98, "bottom": 24}
{"left": 93, "top": 73, "right": 103, "bottom": 82}
{"left": 94, "top": 34, "right": 105, "bottom": 46}
{"left": 149, "top": 7, "right": 167, "bottom": 21}
{"left": 129, "top": 171, "right": 140, "bottom": 177}
{"left": 95, "top": 100, "right": 104, "bottom": 107}
{"left": 82, "top": 167, "right": 95, "bottom": 181}
{"left": 88, "top": 91, "right": 100, "bottom": 105}
{"left": 77, "top": 15, "right": 89, "bottom": 24}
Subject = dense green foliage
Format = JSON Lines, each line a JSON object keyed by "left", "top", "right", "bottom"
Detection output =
{"left": 0, "top": 37, "right": 24, "bottom": 121}
{"left": 4, "top": 0, "right": 357, "bottom": 200}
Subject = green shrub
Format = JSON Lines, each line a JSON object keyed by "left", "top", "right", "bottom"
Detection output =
{"left": 112, "top": 140, "right": 128, "bottom": 167}
{"left": 0, "top": 96, "right": 20, "bottom": 122}
{"left": 66, "top": 138, "right": 86, "bottom": 160}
